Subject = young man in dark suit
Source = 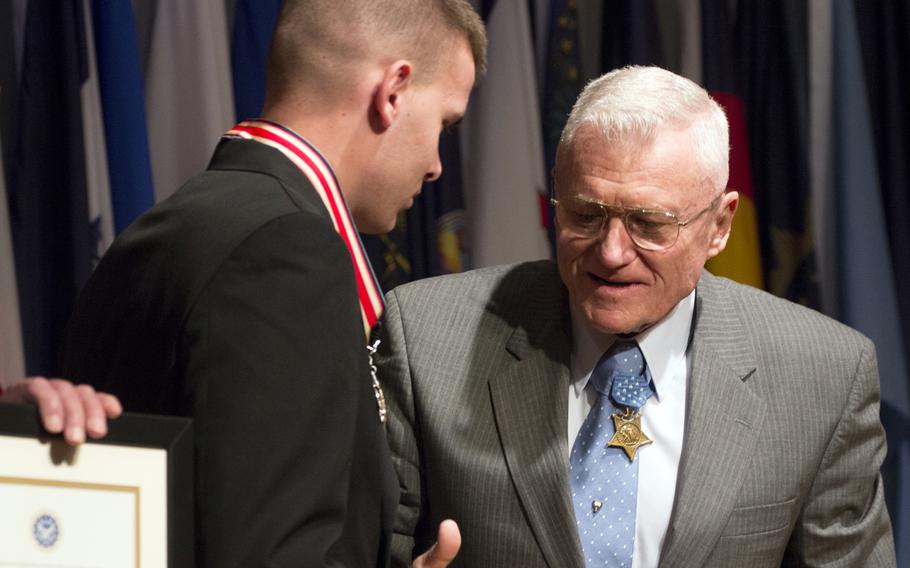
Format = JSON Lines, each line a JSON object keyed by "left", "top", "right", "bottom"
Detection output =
{"left": 17, "top": 1, "right": 486, "bottom": 566}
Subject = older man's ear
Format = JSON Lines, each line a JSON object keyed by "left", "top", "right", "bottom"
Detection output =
{"left": 707, "top": 190, "right": 739, "bottom": 258}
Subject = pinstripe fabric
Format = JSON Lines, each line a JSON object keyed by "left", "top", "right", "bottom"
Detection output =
{"left": 381, "top": 262, "right": 582, "bottom": 567}
{"left": 379, "top": 261, "right": 896, "bottom": 567}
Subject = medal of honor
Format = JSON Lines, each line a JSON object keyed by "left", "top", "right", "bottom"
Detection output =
{"left": 608, "top": 408, "right": 652, "bottom": 461}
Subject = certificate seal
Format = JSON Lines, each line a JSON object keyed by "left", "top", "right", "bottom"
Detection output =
{"left": 33, "top": 514, "right": 59, "bottom": 548}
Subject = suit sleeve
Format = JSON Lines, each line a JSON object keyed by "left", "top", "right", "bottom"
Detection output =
{"left": 785, "top": 340, "right": 897, "bottom": 566}
{"left": 377, "top": 289, "right": 430, "bottom": 567}
{"left": 181, "top": 212, "right": 369, "bottom": 567}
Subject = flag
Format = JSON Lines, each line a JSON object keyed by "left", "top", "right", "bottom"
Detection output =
{"left": 137, "top": 0, "right": 235, "bottom": 201}
{"left": 0, "top": 0, "right": 17, "bottom": 173}
{"left": 807, "top": 0, "right": 836, "bottom": 316}
{"left": 541, "top": 0, "right": 584, "bottom": 249}
{"left": 462, "top": 0, "right": 550, "bottom": 268}
{"left": 530, "top": 0, "right": 550, "bottom": 95}
{"left": 700, "top": 0, "right": 763, "bottom": 289}
{"left": 735, "top": 1, "right": 819, "bottom": 307}
{"left": 79, "top": 0, "right": 115, "bottom": 264}
{"left": 832, "top": 1, "right": 910, "bottom": 562}
{"left": 575, "top": 0, "right": 604, "bottom": 84}
{"left": 92, "top": 0, "right": 155, "bottom": 234}
{"left": 703, "top": 94, "right": 762, "bottom": 288}
{"left": 601, "top": 0, "right": 665, "bottom": 72}
{"left": 363, "top": 221, "right": 415, "bottom": 292}
{"left": 677, "top": 0, "right": 702, "bottom": 83}
{"left": 646, "top": 0, "right": 702, "bottom": 81}
{"left": 0, "top": 129, "right": 24, "bottom": 387}
{"left": 0, "top": 0, "right": 23, "bottom": 387}
{"left": 852, "top": 0, "right": 910, "bottom": 392}
{"left": 231, "top": 0, "right": 281, "bottom": 121}
{"left": 8, "top": 0, "right": 93, "bottom": 375}
{"left": 427, "top": 133, "right": 471, "bottom": 276}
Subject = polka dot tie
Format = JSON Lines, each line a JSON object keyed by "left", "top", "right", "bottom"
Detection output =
{"left": 570, "top": 341, "right": 654, "bottom": 567}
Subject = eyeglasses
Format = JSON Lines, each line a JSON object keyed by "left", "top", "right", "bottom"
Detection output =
{"left": 550, "top": 192, "right": 723, "bottom": 251}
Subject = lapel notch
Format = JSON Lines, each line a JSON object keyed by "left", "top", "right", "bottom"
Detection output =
{"left": 487, "top": 263, "right": 585, "bottom": 568}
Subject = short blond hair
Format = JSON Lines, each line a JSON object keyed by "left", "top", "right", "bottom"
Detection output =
{"left": 266, "top": 0, "right": 486, "bottom": 100}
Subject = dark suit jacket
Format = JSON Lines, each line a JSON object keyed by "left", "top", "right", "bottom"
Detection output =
{"left": 63, "top": 138, "right": 398, "bottom": 567}
{"left": 379, "top": 260, "right": 895, "bottom": 567}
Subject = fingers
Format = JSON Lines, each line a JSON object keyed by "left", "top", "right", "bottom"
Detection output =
{"left": 49, "top": 379, "right": 87, "bottom": 444}
{"left": 25, "top": 377, "right": 66, "bottom": 434}
{"left": 79, "top": 388, "right": 121, "bottom": 437}
{"left": 1, "top": 377, "right": 123, "bottom": 445}
{"left": 412, "top": 519, "right": 461, "bottom": 568}
{"left": 99, "top": 392, "right": 123, "bottom": 419}
{"left": 76, "top": 383, "right": 109, "bottom": 439}
{"left": 433, "top": 520, "right": 461, "bottom": 565}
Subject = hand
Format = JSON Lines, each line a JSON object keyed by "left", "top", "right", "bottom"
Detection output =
{"left": 0, "top": 377, "right": 122, "bottom": 445}
{"left": 411, "top": 519, "right": 461, "bottom": 568}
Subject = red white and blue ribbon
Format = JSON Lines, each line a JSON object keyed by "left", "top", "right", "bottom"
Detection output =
{"left": 224, "top": 120, "right": 384, "bottom": 340}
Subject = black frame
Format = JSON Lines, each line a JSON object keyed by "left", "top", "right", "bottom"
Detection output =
{"left": 0, "top": 402, "right": 193, "bottom": 567}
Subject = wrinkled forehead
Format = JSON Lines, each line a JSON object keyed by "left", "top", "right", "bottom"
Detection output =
{"left": 554, "top": 124, "right": 715, "bottom": 205}
{"left": 554, "top": 133, "right": 655, "bottom": 197}
{"left": 556, "top": 124, "right": 651, "bottom": 172}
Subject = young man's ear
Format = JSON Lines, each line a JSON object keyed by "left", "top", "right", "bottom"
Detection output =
{"left": 372, "top": 60, "right": 413, "bottom": 130}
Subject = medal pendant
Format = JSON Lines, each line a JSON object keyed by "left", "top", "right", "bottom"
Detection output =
{"left": 367, "top": 340, "right": 387, "bottom": 425}
{"left": 608, "top": 409, "right": 652, "bottom": 461}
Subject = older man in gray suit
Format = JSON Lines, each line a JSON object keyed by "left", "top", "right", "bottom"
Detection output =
{"left": 378, "top": 66, "right": 896, "bottom": 567}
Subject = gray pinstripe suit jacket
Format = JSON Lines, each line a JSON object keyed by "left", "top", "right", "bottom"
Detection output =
{"left": 378, "top": 260, "right": 895, "bottom": 567}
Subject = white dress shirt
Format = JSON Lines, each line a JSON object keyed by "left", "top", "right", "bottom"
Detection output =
{"left": 568, "top": 290, "right": 694, "bottom": 568}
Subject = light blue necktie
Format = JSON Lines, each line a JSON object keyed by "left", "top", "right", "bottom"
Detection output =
{"left": 570, "top": 341, "right": 654, "bottom": 567}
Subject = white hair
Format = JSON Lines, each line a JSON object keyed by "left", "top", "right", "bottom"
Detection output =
{"left": 560, "top": 66, "right": 729, "bottom": 190}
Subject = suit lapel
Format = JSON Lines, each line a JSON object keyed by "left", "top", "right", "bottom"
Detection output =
{"left": 487, "top": 267, "right": 585, "bottom": 568}
{"left": 659, "top": 273, "right": 766, "bottom": 567}
{"left": 208, "top": 138, "right": 331, "bottom": 221}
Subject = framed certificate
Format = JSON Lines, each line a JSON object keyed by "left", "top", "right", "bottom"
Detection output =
{"left": 0, "top": 403, "right": 193, "bottom": 567}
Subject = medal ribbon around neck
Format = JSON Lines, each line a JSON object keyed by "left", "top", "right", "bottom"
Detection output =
{"left": 608, "top": 371, "right": 654, "bottom": 461}
{"left": 224, "top": 120, "right": 384, "bottom": 340}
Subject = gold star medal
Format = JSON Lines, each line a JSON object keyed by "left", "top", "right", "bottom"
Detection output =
{"left": 608, "top": 408, "right": 652, "bottom": 461}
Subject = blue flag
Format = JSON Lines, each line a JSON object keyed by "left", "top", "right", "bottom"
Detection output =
{"left": 92, "top": 1, "right": 155, "bottom": 234}
{"left": 8, "top": 1, "right": 92, "bottom": 375}
{"left": 833, "top": 1, "right": 910, "bottom": 562}
{"left": 231, "top": 0, "right": 282, "bottom": 121}
{"left": 0, "top": 0, "right": 16, "bottom": 174}
{"left": 600, "top": 0, "right": 664, "bottom": 71}
{"left": 735, "top": 1, "right": 818, "bottom": 308}
{"left": 853, "top": 0, "right": 910, "bottom": 395}
{"left": 541, "top": 0, "right": 583, "bottom": 251}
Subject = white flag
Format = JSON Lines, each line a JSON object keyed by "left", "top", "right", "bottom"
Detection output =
{"left": 139, "top": 0, "right": 235, "bottom": 201}
{"left": 675, "top": 0, "right": 702, "bottom": 85}
{"left": 80, "top": 0, "right": 115, "bottom": 262}
{"left": 461, "top": 0, "right": 551, "bottom": 268}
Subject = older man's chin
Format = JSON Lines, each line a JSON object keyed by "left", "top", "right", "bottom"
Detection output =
{"left": 577, "top": 305, "right": 648, "bottom": 338}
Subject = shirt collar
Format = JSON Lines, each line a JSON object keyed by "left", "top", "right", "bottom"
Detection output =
{"left": 570, "top": 289, "right": 696, "bottom": 401}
